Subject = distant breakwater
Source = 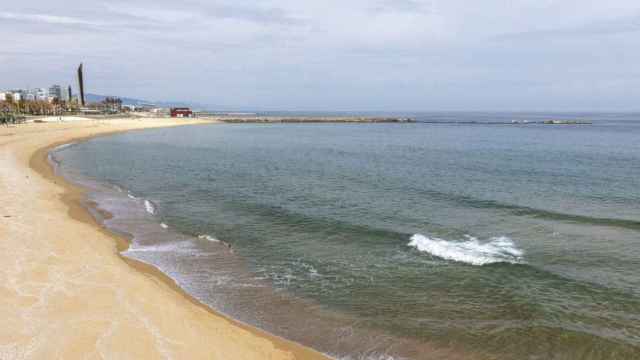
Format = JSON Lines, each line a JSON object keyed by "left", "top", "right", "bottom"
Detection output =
{"left": 420, "top": 120, "right": 592, "bottom": 125}
{"left": 197, "top": 115, "right": 415, "bottom": 123}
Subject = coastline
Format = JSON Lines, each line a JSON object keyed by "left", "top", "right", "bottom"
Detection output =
{"left": 1, "top": 118, "right": 329, "bottom": 359}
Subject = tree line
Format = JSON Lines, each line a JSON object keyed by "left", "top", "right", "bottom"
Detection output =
{"left": 0, "top": 96, "right": 123, "bottom": 116}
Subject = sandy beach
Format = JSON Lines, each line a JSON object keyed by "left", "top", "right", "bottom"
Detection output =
{"left": 0, "top": 118, "right": 329, "bottom": 359}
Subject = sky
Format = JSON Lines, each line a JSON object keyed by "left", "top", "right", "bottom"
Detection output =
{"left": 1, "top": 0, "right": 640, "bottom": 111}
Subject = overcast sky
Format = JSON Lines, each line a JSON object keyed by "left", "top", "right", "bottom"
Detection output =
{"left": 1, "top": 1, "right": 639, "bottom": 111}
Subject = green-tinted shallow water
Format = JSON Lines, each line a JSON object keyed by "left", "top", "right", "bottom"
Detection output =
{"left": 54, "top": 115, "right": 640, "bottom": 359}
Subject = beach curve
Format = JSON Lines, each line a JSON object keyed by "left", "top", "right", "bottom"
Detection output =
{"left": 0, "top": 118, "right": 329, "bottom": 359}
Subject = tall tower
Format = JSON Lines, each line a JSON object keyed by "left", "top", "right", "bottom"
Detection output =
{"left": 67, "top": 86, "right": 73, "bottom": 102}
{"left": 77, "top": 63, "right": 86, "bottom": 107}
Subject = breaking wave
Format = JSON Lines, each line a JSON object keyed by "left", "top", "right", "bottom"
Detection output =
{"left": 144, "top": 199, "right": 156, "bottom": 215}
{"left": 198, "top": 234, "right": 220, "bottom": 243}
{"left": 408, "top": 234, "right": 524, "bottom": 266}
{"left": 125, "top": 241, "right": 194, "bottom": 254}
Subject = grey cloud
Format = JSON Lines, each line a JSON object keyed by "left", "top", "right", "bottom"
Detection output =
{"left": 494, "top": 13, "right": 640, "bottom": 41}
{"left": 205, "top": 4, "right": 303, "bottom": 25}
{"left": 2, "top": 0, "right": 640, "bottom": 111}
{"left": 0, "top": 12, "right": 99, "bottom": 26}
{"left": 370, "top": 0, "right": 433, "bottom": 14}
{"left": 0, "top": 11, "right": 109, "bottom": 33}
{"left": 102, "top": 1, "right": 302, "bottom": 26}
{"left": 0, "top": 10, "right": 168, "bottom": 34}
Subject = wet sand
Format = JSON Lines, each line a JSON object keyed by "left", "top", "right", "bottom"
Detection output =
{"left": 0, "top": 118, "right": 329, "bottom": 359}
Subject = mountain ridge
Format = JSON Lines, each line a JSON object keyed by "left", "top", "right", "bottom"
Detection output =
{"left": 85, "top": 93, "right": 195, "bottom": 108}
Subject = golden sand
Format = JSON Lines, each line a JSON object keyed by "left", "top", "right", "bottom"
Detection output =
{"left": 0, "top": 118, "right": 329, "bottom": 360}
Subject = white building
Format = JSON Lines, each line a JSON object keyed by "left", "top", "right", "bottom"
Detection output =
{"left": 61, "top": 86, "right": 70, "bottom": 101}
{"left": 0, "top": 86, "right": 69, "bottom": 103}
{"left": 36, "top": 88, "right": 47, "bottom": 101}
{"left": 49, "top": 85, "right": 62, "bottom": 100}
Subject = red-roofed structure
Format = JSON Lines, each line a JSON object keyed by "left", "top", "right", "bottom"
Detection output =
{"left": 170, "top": 107, "right": 193, "bottom": 118}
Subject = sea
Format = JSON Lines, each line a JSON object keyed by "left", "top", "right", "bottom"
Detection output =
{"left": 50, "top": 112, "right": 640, "bottom": 359}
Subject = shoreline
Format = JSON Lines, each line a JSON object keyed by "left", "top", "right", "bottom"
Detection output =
{"left": 1, "top": 119, "right": 329, "bottom": 359}
{"left": 38, "top": 136, "right": 329, "bottom": 359}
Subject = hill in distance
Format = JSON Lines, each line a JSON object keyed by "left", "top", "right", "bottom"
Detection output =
{"left": 85, "top": 93, "right": 195, "bottom": 109}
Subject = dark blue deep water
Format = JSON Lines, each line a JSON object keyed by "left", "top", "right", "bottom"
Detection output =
{"left": 54, "top": 113, "right": 640, "bottom": 359}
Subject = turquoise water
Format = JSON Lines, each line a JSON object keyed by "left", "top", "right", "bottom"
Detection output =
{"left": 54, "top": 115, "right": 640, "bottom": 359}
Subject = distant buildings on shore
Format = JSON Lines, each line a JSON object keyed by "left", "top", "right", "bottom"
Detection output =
{"left": 0, "top": 84, "right": 77, "bottom": 104}
{"left": 0, "top": 63, "right": 112, "bottom": 115}
{"left": 1, "top": 63, "right": 189, "bottom": 117}
{"left": 1, "top": 63, "right": 85, "bottom": 106}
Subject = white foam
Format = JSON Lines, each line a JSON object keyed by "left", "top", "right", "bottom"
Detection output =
{"left": 52, "top": 142, "right": 76, "bottom": 151}
{"left": 336, "top": 352, "right": 398, "bottom": 360}
{"left": 127, "top": 193, "right": 137, "bottom": 199}
{"left": 408, "top": 234, "right": 524, "bottom": 266}
{"left": 125, "top": 242, "right": 186, "bottom": 253}
{"left": 198, "top": 234, "right": 220, "bottom": 243}
{"left": 298, "top": 261, "right": 321, "bottom": 277}
{"left": 144, "top": 200, "right": 156, "bottom": 215}
{"left": 308, "top": 267, "right": 320, "bottom": 277}
{"left": 160, "top": 223, "right": 169, "bottom": 229}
